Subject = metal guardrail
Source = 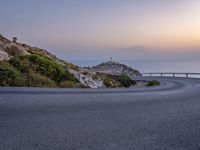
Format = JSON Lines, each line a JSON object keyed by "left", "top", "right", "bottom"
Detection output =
{"left": 142, "top": 73, "right": 200, "bottom": 78}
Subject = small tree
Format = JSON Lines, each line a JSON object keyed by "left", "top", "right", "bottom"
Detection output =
{"left": 13, "top": 37, "right": 18, "bottom": 43}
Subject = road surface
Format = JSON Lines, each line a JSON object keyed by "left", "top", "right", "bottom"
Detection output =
{"left": 0, "top": 77, "right": 200, "bottom": 150}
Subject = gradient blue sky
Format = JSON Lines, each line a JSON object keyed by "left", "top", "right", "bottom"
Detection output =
{"left": 1, "top": 0, "right": 200, "bottom": 61}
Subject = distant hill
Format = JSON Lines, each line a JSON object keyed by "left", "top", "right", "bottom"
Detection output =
{"left": 92, "top": 61, "right": 141, "bottom": 77}
{"left": 0, "top": 34, "right": 139, "bottom": 88}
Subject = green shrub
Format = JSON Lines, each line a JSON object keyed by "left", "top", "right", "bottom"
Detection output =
{"left": 74, "top": 83, "right": 89, "bottom": 88}
{"left": 92, "top": 74, "right": 98, "bottom": 80}
{"left": 59, "top": 81, "right": 87, "bottom": 88}
{"left": 59, "top": 81, "right": 77, "bottom": 88}
{"left": 146, "top": 80, "right": 160, "bottom": 87}
{"left": 97, "top": 73, "right": 136, "bottom": 88}
{"left": 9, "top": 54, "right": 78, "bottom": 83}
{"left": 103, "top": 78, "right": 114, "bottom": 88}
{"left": 0, "top": 61, "right": 25, "bottom": 86}
{"left": 114, "top": 74, "right": 136, "bottom": 87}
{"left": 0, "top": 54, "right": 85, "bottom": 88}
{"left": 64, "top": 62, "right": 79, "bottom": 71}
{"left": 26, "top": 72, "right": 57, "bottom": 87}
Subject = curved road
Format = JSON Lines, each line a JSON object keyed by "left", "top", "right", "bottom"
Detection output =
{"left": 0, "top": 77, "right": 200, "bottom": 150}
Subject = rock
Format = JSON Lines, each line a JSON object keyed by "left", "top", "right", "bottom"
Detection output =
{"left": 0, "top": 34, "right": 57, "bottom": 61}
{"left": 69, "top": 68, "right": 105, "bottom": 88}
{"left": 0, "top": 34, "right": 29, "bottom": 60}
{"left": 0, "top": 49, "right": 10, "bottom": 61}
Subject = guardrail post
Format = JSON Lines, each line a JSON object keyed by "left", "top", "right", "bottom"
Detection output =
{"left": 161, "top": 73, "right": 163, "bottom": 77}
{"left": 150, "top": 73, "right": 152, "bottom": 77}
{"left": 173, "top": 73, "right": 175, "bottom": 78}
{"left": 186, "top": 73, "right": 189, "bottom": 78}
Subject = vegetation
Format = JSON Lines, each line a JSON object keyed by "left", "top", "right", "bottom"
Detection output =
{"left": 59, "top": 81, "right": 78, "bottom": 88}
{"left": 146, "top": 80, "right": 160, "bottom": 87}
{"left": 0, "top": 62, "right": 25, "bottom": 86}
{"left": 27, "top": 48, "right": 79, "bottom": 71}
{"left": 114, "top": 74, "right": 136, "bottom": 87}
{"left": 0, "top": 54, "right": 81, "bottom": 88}
{"left": 59, "top": 81, "right": 88, "bottom": 88}
{"left": 97, "top": 73, "right": 136, "bottom": 88}
{"left": 64, "top": 61, "right": 79, "bottom": 71}
{"left": 26, "top": 73, "right": 57, "bottom": 87}
{"left": 0, "top": 34, "right": 141, "bottom": 88}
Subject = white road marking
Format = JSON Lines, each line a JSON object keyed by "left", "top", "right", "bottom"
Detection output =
{"left": 158, "top": 91, "right": 183, "bottom": 95}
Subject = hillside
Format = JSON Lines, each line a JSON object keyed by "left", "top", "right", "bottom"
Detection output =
{"left": 92, "top": 61, "right": 141, "bottom": 77}
{"left": 0, "top": 34, "right": 139, "bottom": 88}
{"left": 0, "top": 34, "right": 82, "bottom": 88}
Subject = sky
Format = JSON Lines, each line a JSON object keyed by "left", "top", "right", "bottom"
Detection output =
{"left": 1, "top": 0, "right": 200, "bottom": 62}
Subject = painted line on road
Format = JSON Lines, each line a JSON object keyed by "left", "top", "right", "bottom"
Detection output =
{"left": 158, "top": 91, "right": 183, "bottom": 95}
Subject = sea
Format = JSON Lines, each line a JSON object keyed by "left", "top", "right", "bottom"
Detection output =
{"left": 70, "top": 60, "right": 200, "bottom": 78}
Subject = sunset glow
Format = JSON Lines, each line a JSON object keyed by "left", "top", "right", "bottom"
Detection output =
{"left": 1, "top": 0, "right": 200, "bottom": 60}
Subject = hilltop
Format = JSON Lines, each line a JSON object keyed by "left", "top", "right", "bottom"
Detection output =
{"left": 0, "top": 34, "right": 141, "bottom": 88}
{"left": 92, "top": 61, "right": 141, "bottom": 77}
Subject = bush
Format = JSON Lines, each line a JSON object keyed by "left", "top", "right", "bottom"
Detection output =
{"left": 0, "top": 54, "right": 85, "bottom": 88}
{"left": 59, "top": 81, "right": 88, "bottom": 88}
{"left": 103, "top": 78, "right": 114, "bottom": 88}
{"left": 64, "top": 62, "right": 79, "bottom": 71}
{"left": 9, "top": 54, "right": 79, "bottom": 83}
{"left": 0, "top": 61, "right": 25, "bottom": 86}
{"left": 97, "top": 73, "right": 136, "bottom": 88}
{"left": 74, "top": 83, "right": 88, "bottom": 88}
{"left": 59, "top": 81, "right": 77, "bottom": 88}
{"left": 26, "top": 72, "right": 57, "bottom": 87}
{"left": 146, "top": 80, "right": 160, "bottom": 87}
{"left": 114, "top": 74, "right": 136, "bottom": 87}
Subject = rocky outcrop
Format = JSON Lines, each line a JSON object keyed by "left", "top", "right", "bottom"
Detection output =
{"left": 0, "top": 49, "right": 10, "bottom": 61}
{"left": 69, "top": 68, "right": 104, "bottom": 88}
{"left": 0, "top": 34, "right": 59, "bottom": 61}
{"left": 0, "top": 34, "right": 29, "bottom": 59}
{"left": 0, "top": 34, "right": 10, "bottom": 46}
{"left": 92, "top": 61, "right": 141, "bottom": 77}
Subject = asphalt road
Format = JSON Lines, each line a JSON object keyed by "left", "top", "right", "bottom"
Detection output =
{"left": 1, "top": 77, "right": 200, "bottom": 150}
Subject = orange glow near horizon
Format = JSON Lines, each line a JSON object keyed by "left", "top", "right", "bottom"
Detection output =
{"left": 1, "top": 0, "right": 200, "bottom": 56}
